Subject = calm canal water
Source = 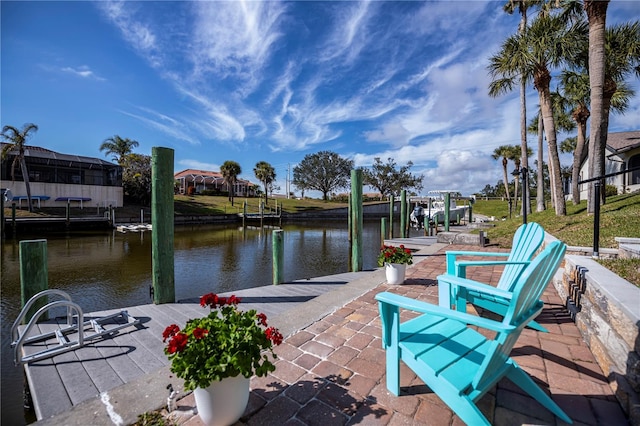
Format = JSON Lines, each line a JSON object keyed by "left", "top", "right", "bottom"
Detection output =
{"left": 1, "top": 219, "right": 402, "bottom": 425}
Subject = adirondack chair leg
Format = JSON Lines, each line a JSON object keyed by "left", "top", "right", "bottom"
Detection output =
{"left": 526, "top": 320, "right": 548, "bottom": 333}
{"left": 378, "top": 303, "right": 401, "bottom": 396}
{"left": 505, "top": 362, "right": 573, "bottom": 424}
{"left": 438, "top": 282, "right": 454, "bottom": 309}
{"left": 450, "top": 397, "right": 491, "bottom": 426}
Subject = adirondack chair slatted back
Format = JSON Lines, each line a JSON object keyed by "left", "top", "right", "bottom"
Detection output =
{"left": 472, "top": 241, "right": 566, "bottom": 391}
{"left": 496, "top": 222, "right": 544, "bottom": 290}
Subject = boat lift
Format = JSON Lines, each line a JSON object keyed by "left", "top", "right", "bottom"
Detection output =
{"left": 11, "top": 289, "right": 140, "bottom": 365}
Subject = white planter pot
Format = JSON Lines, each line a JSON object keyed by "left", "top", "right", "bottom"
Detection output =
{"left": 194, "top": 375, "right": 250, "bottom": 426}
{"left": 385, "top": 263, "right": 407, "bottom": 285}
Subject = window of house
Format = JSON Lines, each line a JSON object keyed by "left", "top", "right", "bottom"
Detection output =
{"left": 630, "top": 154, "right": 640, "bottom": 185}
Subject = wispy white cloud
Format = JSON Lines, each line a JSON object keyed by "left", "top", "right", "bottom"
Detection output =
{"left": 118, "top": 108, "right": 200, "bottom": 145}
{"left": 59, "top": 65, "right": 106, "bottom": 81}
{"left": 176, "top": 159, "right": 220, "bottom": 172}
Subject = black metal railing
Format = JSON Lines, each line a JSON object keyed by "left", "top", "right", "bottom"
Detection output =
{"left": 577, "top": 165, "right": 640, "bottom": 257}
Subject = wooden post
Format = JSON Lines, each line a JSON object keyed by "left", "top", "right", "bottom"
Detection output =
{"left": 66, "top": 200, "right": 71, "bottom": 225}
{"left": 272, "top": 229, "right": 283, "bottom": 285}
{"left": 444, "top": 193, "right": 451, "bottom": 232}
{"left": 380, "top": 218, "right": 387, "bottom": 248}
{"left": 1, "top": 190, "right": 4, "bottom": 238}
{"left": 20, "top": 239, "right": 48, "bottom": 322}
{"left": 400, "top": 190, "right": 407, "bottom": 238}
{"left": 243, "top": 201, "right": 247, "bottom": 228}
{"left": 12, "top": 202, "right": 16, "bottom": 234}
{"left": 468, "top": 204, "right": 473, "bottom": 223}
{"left": 141, "top": 209, "right": 144, "bottom": 224}
{"left": 151, "top": 147, "right": 175, "bottom": 304}
{"left": 350, "top": 169, "right": 363, "bottom": 272}
{"left": 389, "top": 195, "right": 394, "bottom": 239}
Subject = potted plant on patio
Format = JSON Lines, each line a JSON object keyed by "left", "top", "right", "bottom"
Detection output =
{"left": 378, "top": 244, "right": 413, "bottom": 284}
{"left": 162, "top": 293, "right": 283, "bottom": 426}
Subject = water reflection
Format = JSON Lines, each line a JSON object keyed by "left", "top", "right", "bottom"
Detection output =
{"left": 1, "top": 220, "right": 389, "bottom": 425}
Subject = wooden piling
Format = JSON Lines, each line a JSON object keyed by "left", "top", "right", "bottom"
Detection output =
{"left": 272, "top": 229, "right": 283, "bottom": 285}
{"left": 66, "top": 200, "right": 70, "bottom": 225}
{"left": 400, "top": 190, "right": 407, "bottom": 238}
{"left": 20, "top": 239, "right": 48, "bottom": 322}
{"left": 350, "top": 170, "right": 363, "bottom": 272}
{"left": 151, "top": 147, "right": 175, "bottom": 304}
{"left": 388, "top": 195, "right": 394, "bottom": 239}
{"left": 243, "top": 201, "right": 247, "bottom": 228}
{"left": 444, "top": 192, "right": 451, "bottom": 232}
{"left": 380, "top": 218, "right": 387, "bottom": 248}
{"left": 1, "top": 190, "right": 4, "bottom": 237}
{"left": 12, "top": 203, "right": 17, "bottom": 233}
{"left": 468, "top": 204, "right": 473, "bottom": 223}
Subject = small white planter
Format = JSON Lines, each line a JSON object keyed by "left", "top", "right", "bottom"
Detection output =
{"left": 194, "top": 375, "right": 250, "bottom": 426}
{"left": 385, "top": 263, "right": 407, "bottom": 285}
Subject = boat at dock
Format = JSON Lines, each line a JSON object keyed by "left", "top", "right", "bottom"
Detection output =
{"left": 410, "top": 191, "right": 471, "bottom": 224}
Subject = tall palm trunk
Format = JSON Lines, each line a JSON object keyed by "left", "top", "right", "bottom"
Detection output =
{"left": 536, "top": 115, "right": 546, "bottom": 212}
{"left": 20, "top": 157, "right": 33, "bottom": 213}
{"left": 586, "top": 0, "right": 609, "bottom": 214}
{"left": 539, "top": 85, "right": 566, "bottom": 215}
{"left": 518, "top": 7, "right": 531, "bottom": 217}
{"left": 571, "top": 111, "right": 589, "bottom": 205}
{"left": 501, "top": 157, "right": 511, "bottom": 205}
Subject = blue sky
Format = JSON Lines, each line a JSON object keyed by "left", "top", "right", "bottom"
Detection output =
{"left": 2, "top": 1, "right": 638, "bottom": 197}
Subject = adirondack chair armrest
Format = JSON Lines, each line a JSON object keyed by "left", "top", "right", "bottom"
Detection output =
{"left": 375, "top": 291, "right": 515, "bottom": 337}
{"left": 437, "top": 273, "right": 514, "bottom": 300}
{"left": 445, "top": 251, "right": 509, "bottom": 275}
{"left": 454, "top": 259, "right": 531, "bottom": 278}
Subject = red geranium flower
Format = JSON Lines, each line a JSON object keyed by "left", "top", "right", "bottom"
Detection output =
{"left": 167, "top": 333, "right": 188, "bottom": 354}
{"left": 256, "top": 313, "right": 268, "bottom": 326}
{"left": 162, "top": 324, "right": 180, "bottom": 342}
{"left": 200, "top": 293, "right": 218, "bottom": 308}
{"left": 193, "top": 327, "right": 208, "bottom": 339}
{"left": 265, "top": 327, "right": 283, "bottom": 345}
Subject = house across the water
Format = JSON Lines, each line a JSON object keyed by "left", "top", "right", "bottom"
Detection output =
{"left": 174, "top": 169, "right": 257, "bottom": 197}
{"left": 1, "top": 144, "right": 123, "bottom": 209}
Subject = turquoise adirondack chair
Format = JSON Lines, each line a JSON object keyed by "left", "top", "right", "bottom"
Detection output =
{"left": 438, "top": 222, "right": 548, "bottom": 332}
{"left": 376, "top": 241, "right": 570, "bottom": 425}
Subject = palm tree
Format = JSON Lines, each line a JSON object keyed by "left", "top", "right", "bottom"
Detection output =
{"left": 584, "top": 0, "right": 610, "bottom": 213}
{"left": 489, "top": 13, "right": 587, "bottom": 216}
{"left": 253, "top": 161, "right": 276, "bottom": 206}
{"left": 1, "top": 123, "right": 38, "bottom": 212}
{"left": 502, "top": 0, "right": 546, "bottom": 216}
{"left": 100, "top": 135, "right": 139, "bottom": 164}
{"left": 492, "top": 145, "right": 513, "bottom": 213}
{"left": 220, "top": 160, "right": 242, "bottom": 206}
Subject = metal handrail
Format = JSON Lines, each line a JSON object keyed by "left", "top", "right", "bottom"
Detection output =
{"left": 577, "top": 166, "right": 640, "bottom": 257}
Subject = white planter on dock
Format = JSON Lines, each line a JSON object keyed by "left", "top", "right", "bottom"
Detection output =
{"left": 194, "top": 375, "right": 250, "bottom": 426}
{"left": 385, "top": 263, "right": 407, "bottom": 285}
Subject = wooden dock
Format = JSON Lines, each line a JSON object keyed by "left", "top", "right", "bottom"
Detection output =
{"left": 17, "top": 270, "right": 378, "bottom": 422}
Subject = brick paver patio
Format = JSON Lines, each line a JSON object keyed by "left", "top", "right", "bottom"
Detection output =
{"left": 168, "top": 245, "right": 627, "bottom": 426}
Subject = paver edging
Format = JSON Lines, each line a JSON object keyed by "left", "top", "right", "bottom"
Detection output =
{"left": 546, "top": 234, "right": 640, "bottom": 425}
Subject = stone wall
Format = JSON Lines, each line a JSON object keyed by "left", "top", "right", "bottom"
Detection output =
{"left": 552, "top": 254, "right": 640, "bottom": 424}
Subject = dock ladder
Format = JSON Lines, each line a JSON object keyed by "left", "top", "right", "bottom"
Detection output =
{"left": 11, "top": 289, "right": 140, "bottom": 365}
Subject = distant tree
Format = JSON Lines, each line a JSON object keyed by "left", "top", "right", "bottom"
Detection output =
{"left": 100, "top": 135, "right": 139, "bottom": 164}
{"left": 491, "top": 145, "right": 513, "bottom": 208}
{"left": 292, "top": 151, "right": 354, "bottom": 201}
{"left": 253, "top": 161, "right": 276, "bottom": 205}
{"left": 121, "top": 153, "right": 152, "bottom": 205}
{"left": 363, "top": 158, "right": 423, "bottom": 200}
{"left": 220, "top": 160, "right": 242, "bottom": 206}
{"left": 1, "top": 123, "right": 39, "bottom": 212}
